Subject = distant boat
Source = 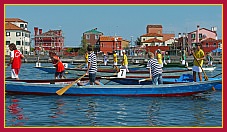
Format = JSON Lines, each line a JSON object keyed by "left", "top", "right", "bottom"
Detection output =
{"left": 34, "top": 66, "right": 192, "bottom": 74}
{"left": 187, "top": 66, "right": 216, "bottom": 71}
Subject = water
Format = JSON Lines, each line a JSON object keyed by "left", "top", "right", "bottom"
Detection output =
{"left": 5, "top": 63, "right": 222, "bottom": 127}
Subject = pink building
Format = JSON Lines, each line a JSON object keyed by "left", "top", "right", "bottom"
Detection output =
{"left": 188, "top": 25, "right": 217, "bottom": 48}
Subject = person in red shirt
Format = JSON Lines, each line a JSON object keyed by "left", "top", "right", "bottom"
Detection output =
{"left": 7, "top": 43, "right": 24, "bottom": 80}
{"left": 49, "top": 51, "right": 66, "bottom": 79}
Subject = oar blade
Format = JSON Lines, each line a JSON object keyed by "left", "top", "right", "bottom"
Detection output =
{"left": 56, "top": 83, "right": 73, "bottom": 96}
{"left": 204, "top": 76, "right": 209, "bottom": 81}
{"left": 56, "top": 73, "right": 87, "bottom": 96}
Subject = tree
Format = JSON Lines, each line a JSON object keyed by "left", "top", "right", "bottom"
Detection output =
{"left": 78, "top": 36, "right": 88, "bottom": 55}
{"left": 135, "top": 37, "right": 141, "bottom": 46}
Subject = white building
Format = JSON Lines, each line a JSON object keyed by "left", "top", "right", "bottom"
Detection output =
{"left": 5, "top": 18, "right": 31, "bottom": 55}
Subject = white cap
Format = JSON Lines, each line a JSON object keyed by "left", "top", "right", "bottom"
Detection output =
{"left": 122, "top": 50, "right": 125, "bottom": 53}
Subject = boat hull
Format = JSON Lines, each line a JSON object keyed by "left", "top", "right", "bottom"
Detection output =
{"left": 5, "top": 79, "right": 221, "bottom": 97}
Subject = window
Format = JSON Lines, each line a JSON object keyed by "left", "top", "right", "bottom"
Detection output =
{"left": 191, "top": 34, "right": 195, "bottom": 39}
{"left": 86, "top": 35, "right": 90, "bottom": 39}
{"left": 16, "top": 32, "right": 21, "bottom": 36}
{"left": 206, "top": 43, "right": 208, "bottom": 47}
{"left": 16, "top": 41, "right": 21, "bottom": 45}
{"left": 95, "top": 35, "right": 99, "bottom": 39}
{"left": 6, "top": 41, "right": 10, "bottom": 45}
{"left": 20, "top": 24, "right": 24, "bottom": 28}
{"left": 199, "top": 33, "right": 202, "bottom": 39}
{"left": 6, "top": 32, "right": 10, "bottom": 36}
{"left": 214, "top": 43, "right": 216, "bottom": 47}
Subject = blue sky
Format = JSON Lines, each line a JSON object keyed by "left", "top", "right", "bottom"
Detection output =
{"left": 5, "top": 4, "right": 222, "bottom": 47}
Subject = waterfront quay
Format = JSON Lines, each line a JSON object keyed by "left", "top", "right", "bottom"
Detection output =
{"left": 5, "top": 55, "right": 222, "bottom": 65}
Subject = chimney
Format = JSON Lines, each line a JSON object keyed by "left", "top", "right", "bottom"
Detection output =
{"left": 34, "top": 27, "right": 38, "bottom": 36}
{"left": 39, "top": 29, "right": 42, "bottom": 35}
{"left": 178, "top": 33, "right": 181, "bottom": 38}
{"left": 196, "top": 25, "right": 200, "bottom": 43}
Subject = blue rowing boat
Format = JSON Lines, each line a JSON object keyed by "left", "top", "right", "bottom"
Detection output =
{"left": 104, "top": 74, "right": 222, "bottom": 90}
{"left": 5, "top": 78, "right": 221, "bottom": 97}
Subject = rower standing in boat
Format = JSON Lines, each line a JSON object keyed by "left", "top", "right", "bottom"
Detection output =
{"left": 147, "top": 52, "right": 163, "bottom": 85}
{"left": 192, "top": 43, "right": 205, "bottom": 82}
{"left": 86, "top": 45, "right": 100, "bottom": 85}
{"left": 113, "top": 50, "right": 119, "bottom": 71}
{"left": 84, "top": 51, "right": 89, "bottom": 68}
{"left": 121, "top": 50, "right": 129, "bottom": 72}
{"left": 49, "top": 51, "right": 66, "bottom": 79}
{"left": 165, "top": 52, "right": 171, "bottom": 64}
{"left": 7, "top": 43, "right": 24, "bottom": 80}
{"left": 156, "top": 49, "right": 163, "bottom": 68}
{"left": 103, "top": 54, "right": 108, "bottom": 66}
{"left": 206, "top": 52, "right": 214, "bottom": 66}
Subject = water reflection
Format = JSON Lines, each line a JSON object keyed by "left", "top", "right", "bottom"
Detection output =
{"left": 85, "top": 101, "right": 98, "bottom": 126}
{"left": 7, "top": 97, "right": 28, "bottom": 126}
{"left": 190, "top": 94, "right": 212, "bottom": 126}
{"left": 146, "top": 99, "right": 160, "bottom": 126}
{"left": 49, "top": 99, "right": 65, "bottom": 119}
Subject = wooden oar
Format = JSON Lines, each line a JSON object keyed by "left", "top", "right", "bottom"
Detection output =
{"left": 56, "top": 73, "right": 86, "bottom": 96}
{"left": 192, "top": 53, "right": 208, "bottom": 81}
{"left": 211, "top": 73, "right": 222, "bottom": 78}
{"left": 76, "top": 63, "right": 84, "bottom": 68}
{"left": 138, "top": 78, "right": 152, "bottom": 83}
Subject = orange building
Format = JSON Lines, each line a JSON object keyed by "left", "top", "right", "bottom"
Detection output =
{"left": 99, "top": 36, "right": 123, "bottom": 54}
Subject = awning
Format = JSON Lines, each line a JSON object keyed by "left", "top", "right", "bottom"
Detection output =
{"left": 212, "top": 48, "right": 222, "bottom": 53}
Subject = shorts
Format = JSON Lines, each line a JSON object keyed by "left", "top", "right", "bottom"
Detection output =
{"left": 55, "top": 71, "right": 65, "bottom": 78}
{"left": 11, "top": 69, "right": 20, "bottom": 79}
{"left": 89, "top": 73, "right": 96, "bottom": 84}
{"left": 192, "top": 66, "right": 202, "bottom": 72}
{"left": 114, "top": 62, "right": 118, "bottom": 66}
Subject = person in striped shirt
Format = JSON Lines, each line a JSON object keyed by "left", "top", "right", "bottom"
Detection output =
{"left": 86, "top": 45, "right": 100, "bottom": 85}
{"left": 146, "top": 52, "right": 163, "bottom": 85}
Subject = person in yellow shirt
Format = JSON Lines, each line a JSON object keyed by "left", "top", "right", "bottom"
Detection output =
{"left": 121, "top": 50, "right": 129, "bottom": 72}
{"left": 192, "top": 43, "right": 205, "bottom": 82}
{"left": 113, "top": 51, "right": 118, "bottom": 71}
{"left": 84, "top": 51, "right": 88, "bottom": 68}
{"left": 156, "top": 49, "right": 163, "bottom": 68}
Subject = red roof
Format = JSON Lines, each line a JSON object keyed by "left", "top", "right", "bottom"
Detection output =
{"left": 141, "top": 33, "right": 163, "bottom": 37}
{"left": 5, "top": 22, "right": 22, "bottom": 30}
{"left": 5, "top": 18, "right": 27, "bottom": 23}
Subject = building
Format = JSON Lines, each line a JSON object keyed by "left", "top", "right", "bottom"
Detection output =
{"left": 187, "top": 25, "right": 221, "bottom": 53}
{"left": 83, "top": 28, "right": 103, "bottom": 46}
{"left": 33, "top": 27, "right": 64, "bottom": 56}
{"left": 5, "top": 18, "right": 31, "bottom": 55}
{"left": 98, "top": 36, "right": 123, "bottom": 55}
{"left": 140, "top": 24, "right": 174, "bottom": 52}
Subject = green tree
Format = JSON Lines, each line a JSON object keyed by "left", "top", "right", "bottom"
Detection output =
{"left": 135, "top": 37, "right": 141, "bottom": 46}
{"left": 78, "top": 36, "right": 88, "bottom": 55}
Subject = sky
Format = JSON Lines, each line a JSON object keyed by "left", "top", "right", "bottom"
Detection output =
{"left": 5, "top": 4, "right": 222, "bottom": 47}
